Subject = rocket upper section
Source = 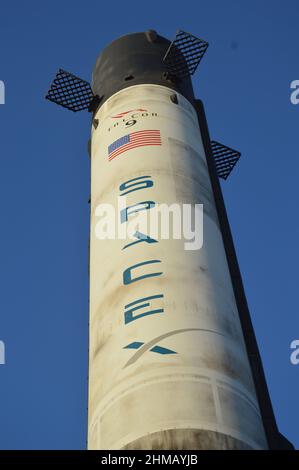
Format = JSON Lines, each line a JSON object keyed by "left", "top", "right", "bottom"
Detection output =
{"left": 92, "top": 30, "right": 195, "bottom": 108}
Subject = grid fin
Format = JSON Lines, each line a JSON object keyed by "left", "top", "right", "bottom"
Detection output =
{"left": 211, "top": 141, "right": 241, "bottom": 180}
{"left": 163, "top": 30, "right": 209, "bottom": 78}
{"left": 45, "top": 69, "right": 94, "bottom": 112}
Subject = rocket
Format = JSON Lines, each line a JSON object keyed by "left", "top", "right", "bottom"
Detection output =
{"left": 46, "top": 30, "right": 293, "bottom": 450}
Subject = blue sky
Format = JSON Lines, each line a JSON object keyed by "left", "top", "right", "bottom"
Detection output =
{"left": 0, "top": 0, "right": 298, "bottom": 449}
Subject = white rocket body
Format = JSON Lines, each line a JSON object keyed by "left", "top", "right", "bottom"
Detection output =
{"left": 88, "top": 84, "right": 267, "bottom": 450}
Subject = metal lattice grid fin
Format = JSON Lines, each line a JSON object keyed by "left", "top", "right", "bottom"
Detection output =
{"left": 210, "top": 141, "right": 241, "bottom": 180}
{"left": 163, "top": 30, "right": 209, "bottom": 78}
{"left": 45, "top": 69, "right": 94, "bottom": 112}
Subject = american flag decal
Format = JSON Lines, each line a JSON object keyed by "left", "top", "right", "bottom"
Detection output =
{"left": 108, "top": 130, "right": 161, "bottom": 161}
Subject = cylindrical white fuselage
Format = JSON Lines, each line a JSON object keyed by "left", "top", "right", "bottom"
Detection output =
{"left": 88, "top": 84, "right": 267, "bottom": 450}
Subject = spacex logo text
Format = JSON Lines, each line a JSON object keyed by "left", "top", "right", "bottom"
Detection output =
{"left": 93, "top": 174, "right": 204, "bottom": 365}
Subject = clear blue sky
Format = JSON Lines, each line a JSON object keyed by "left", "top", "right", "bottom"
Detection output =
{"left": 0, "top": 0, "right": 298, "bottom": 450}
